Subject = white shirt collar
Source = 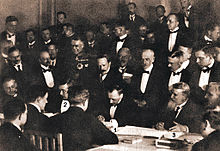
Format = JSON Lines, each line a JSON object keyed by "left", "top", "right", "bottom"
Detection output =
{"left": 181, "top": 60, "right": 190, "bottom": 69}
{"left": 7, "top": 30, "right": 15, "bottom": 36}
{"left": 203, "top": 58, "right": 215, "bottom": 70}
{"left": 44, "top": 39, "right": 51, "bottom": 44}
{"left": 170, "top": 27, "right": 179, "bottom": 33}
{"left": 29, "top": 41, "right": 36, "bottom": 45}
{"left": 204, "top": 35, "right": 213, "bottom": 42}
{"left": 29, "top": 103, "right": 41, "bottom": 113}
{"left": 40, "top": 64, "right": 50, "bottom": 70}
{"left": 144, "top": 64, "right": 154, "bottom": 73}
{"left": 119, "top": 34, "right": 127, "bottom": 40}
{"left": 176, "top": 100, "right": 187, "bottom": 110}
{"left": 173, "top": 66, "right": 183, "bottom": 73}
{"left": 187, "top": 5, "right": 192, "bottom": 11}
{"left": 12, "top": 123, "right": 22, "bottom": 131}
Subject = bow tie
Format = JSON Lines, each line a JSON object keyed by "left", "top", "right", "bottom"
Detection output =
{"left": 169, "top": 30, "right": 179, "bottom": 34}
{"left": 42, "top": 68, "right": 51, "bottom": 73}
{"left": 172, "top": 71, "right": 181, "bottom": 76}
{"left": 117, "top": 37, "right": 126, "bottom": 42}
{"left": 7, "top": 33, "right": 15, "bottom": 38}
{"left": 110, "top": 103, "right": 118, "bottom": 107}
{"left": 202, "top": 67, "right": 211, "bottom": 73}
{"left": 142, "top": 70, "right": 150, "bottom": 74}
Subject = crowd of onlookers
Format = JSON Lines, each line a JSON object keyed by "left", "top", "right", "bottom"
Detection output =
{"left": 1, "top": 0, "right": 220, "bottom": 150}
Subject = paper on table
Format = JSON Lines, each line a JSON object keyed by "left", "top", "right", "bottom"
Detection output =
{"left": 116, "top": 126, "right": 184, "bottom": 139}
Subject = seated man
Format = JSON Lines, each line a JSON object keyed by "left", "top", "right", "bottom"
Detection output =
{"left": 156, "top": 82, "right": 203, "bottom": 133}
{"left": 204, "top": 82, "right": 220, "bottom": 110}
{"left": 24, "top": 85, "right": 51, "bottom": 132}
{"left": 99, "top": 84, "right": 139, "bottom": 126}
{"left": 51, "top": 86, "right": 118, "bottom": 151}
{"left": 0, "top": 100, "right": 38, "bottom": 151}
{"left": 59, "top": 82, "right": 70, "bottom": 113}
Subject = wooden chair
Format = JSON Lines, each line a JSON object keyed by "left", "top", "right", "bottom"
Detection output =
{"left": 24, "top": 130, "right": 63, "bottom": 151}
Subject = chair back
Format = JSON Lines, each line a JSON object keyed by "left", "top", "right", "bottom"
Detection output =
{"left": 24, "top": 130, "right": 63, "bottom": 151}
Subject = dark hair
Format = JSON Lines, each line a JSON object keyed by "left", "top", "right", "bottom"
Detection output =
{"left": 41, "top": 27, "right": 50, "bottom": 33}
{"left": 170, "top": 50, "right": 184, "bottom": 58}
{"left": 128, "top": 2, "right": 136, "bottom": 8}
{"left": 57, "top": 11, "right": 66, "bottom": 18}
{"left": 168, "top": 13, "right": 180, "bottom": 22}
{"left": 28, "top": 85, "right": 48, "bottom": 103}
{"left": 203, "top": 111, "right": 220, "bottom": 129}
{"left": 96, "top": 53, "right": 111, "bottom": 62}
{"left": 68, "top": 86, "right": 89, "bottom": 105}
{"left": 196, "top": 45, "right": 216, "bottom": 57}
{"left": 169, "top": 82, "right": 190, "bottom": 97}
{"left": 108, "top": 84, "right": 123, "bottom": 95}
{"left": 8, "top": 46, "right": 19, "bottom": 54}
{"left": 6, "top": 16, "right": 18, "bottom": 23}
{"left": 156, "top": 5, "right": 165, "bottom": 12}
{"left": 205, "top": 22, "right": 219, "bottom": 32}
{"left": 3, "top": 100, "right": 26, "bottom": 121}
{"left": 25, "top": 28, "right": 36, "bottom": 36}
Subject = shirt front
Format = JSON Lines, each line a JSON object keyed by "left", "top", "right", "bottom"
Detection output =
{"left": 175, "top": 100, "right": 187, "bottom": 119}
{"left": 41, "top": 64, "right": 54, "bottom": 88}
{"left": 199, "top": 59, "right": 214, "bottom": 88}
{"left": 6, "top": 31, "right": 16, "bottom": 46}
{"left": 14, "top": 62, "right": 23, "bottom": 71}
{"left": 116, "top": 34, "right": 127, "bottom": 54}
{"left": 110, "top": 97, "right": 122, "bottom": 119}
{"left": 168, "top": 67, "right": 183, "bottom": 87}
{"left": 140, "top": 64, "right": 154, "bottom": 93}
{"left": 168, "top": 27, "right": 179, "bottom": 52}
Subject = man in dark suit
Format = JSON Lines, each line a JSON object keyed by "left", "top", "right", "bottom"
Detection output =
{"left": 121, "top": 2, "right": 146, "bottom": 35}
{"left": 136, "top": 24, "right": 149, "bottom": 49}
{"left": 156, "top": 82, "right": 203, "bottom": 133}
{"left": 50, "top": 86, "right": 118, "bottom": 151}
{"left": 39, "top": 28, "right": 54, "bottom": 49}
{"left": 167, "top": 51, "right": 191, "bottom": 87}
{"left": 112, "top": 23, "right": 140, "bottom": 61}
{"left": 194, "top": 23, "right": 220, "bottom": 50}
{"left": 24, "top": 85, "right": 51, "bottom": 132}
{"left": 190, "top": 46, "right": 220, "bottom": 105}
{"left": 21, "top": 29, "right": 41, "bottom": 65}
{"left": 130, "top": 49, "right": 168, "bottom": 126}
{"left": 0, "top": 16, "right": 22, "bottom": 47}
{"left": 88, "top": 54, "right": 124, "bottom": 116}
{"left": 152, "top": 5, "right": 168, "bottom": 40}
{"left": 100, "top": 84, "right": 139, "bottom": 126}
{"left": 0, "top": 100, "right": 38, "bottom": 151}
{"left": 2, "top": 47, "right": 31, "bottom": 95}
{"left": 163, "top": 13, "right": 190, "bottom": 55}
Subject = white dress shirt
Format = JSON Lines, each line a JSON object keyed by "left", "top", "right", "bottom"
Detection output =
{"left": 44, "top": 39, "right": 51, "bottom": 45}
{"left": 140, "top": 64, "right": 154, "bottom": 93}
{"left": 204, "top": 35, "right": 213, "bottom": 44}
{"left": 110, "top": 98, "right": 122, "bottom": 119}
{"left": 100, "top": 66, "right": 111, "bottom": 81}
{"left": 129, "top": 14, "right": 135, "bottom": 21}
{"left": 14, "top": 62, "right": 23, "bottom": 71}
{"left": 199, "top": 59, "right": 214, "bottom": 88}
{"left": 116, "top": 34, "right": 127, "bottom": 53}
{"left": 168, "top": 67, "right": 183, "bottom": 87}
{"left": 41, "top": 64, "right": 54, "bottom": 88}
{"left": 181, "top": 60, "right": 190, "bottom": 69}
{"left": 168, "top": 27, "right": 179, "bottom": 52}
{"left": 6, "top": 31, "right": 16, "bottom": 46}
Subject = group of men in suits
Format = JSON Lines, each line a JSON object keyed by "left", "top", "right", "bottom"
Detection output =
{"left": 1, "top": 0, "right": 220, "bottom": 150}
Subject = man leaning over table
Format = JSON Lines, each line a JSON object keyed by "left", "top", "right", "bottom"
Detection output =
{"left": 155, "top": 82, "right": 204, "bottom": 133}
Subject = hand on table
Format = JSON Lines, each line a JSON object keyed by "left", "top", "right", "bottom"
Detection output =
{"left": 169, "top": 121, "right": 188, "bottom": 133}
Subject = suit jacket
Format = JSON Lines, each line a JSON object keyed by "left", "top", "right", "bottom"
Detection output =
{"left": 130, "top": 65, "right": 168, "bottom": 113}
{"left": 50, "top": 106, "right": 118, "bottom": 151}
{"left": 111, "top": 34, "right": 141, "bottom": 60}
{"left": 152, "top": 16, "right": 169, "bottom": 41}
{"left": 165, "top": 68, "right": 192, "bottom": 86}
{"left": 193, "top": 35, "right": 216, "bottom": 50}
{"left": 103, "top": 95, "right": 140, "bottom": 126}
{"left": 24, "top": 104, "right": 51, "bottom": 132}
{"left": 159, "top": 99, "right": 204, "bottom": 133}
{"left": 0, "top": 31, "right": 23, "bottom": 47}
{"left": 0, "top": 122, "right": 38, "bottom": 151}
{"left": 121, "top": 14, "right": 146, "bottom": 35}
{"left": 192, "top": 130, "right": 220, "bottom": 151}
{"left": 189, "top": 61, "right": 220, "bottom": 105}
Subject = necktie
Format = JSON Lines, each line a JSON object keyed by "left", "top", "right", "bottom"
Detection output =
{"left": 142, "top": 70, "right": 149, "bottom": 74}
{"left": 169, "top": 30, "right": 179, "bottom": 34}
{"left": 17, "top": 65, "right": 22, "bottom": 72}
{"left": 7, "top": 33, "right": 15, "bottom": 38}
{"left": 174, "top": 106, "right": 181, "bottom": 118}
{"left": 110, "top": 103, "right": 118, "bottom": 107}
{"left": 117, "top": 37, "right": 126, "bottom": 42}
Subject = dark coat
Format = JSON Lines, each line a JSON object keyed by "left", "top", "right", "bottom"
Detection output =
{"left": 24, "top": 104, "right": 51, "bottom": 132}
{"left": 0, "top": 122, "right": 38, "bottom": 151}
{"left": 159, "top": 100, "right": 204, "bottom": 133}
{"left": 50, "top": 106, "right": 118, "bottom": 151}
{"left": 192, "top": 130, "right": 220, "bottom": 151}
{"left": 0, "top": 31, "right": 23, "bottom": 47}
